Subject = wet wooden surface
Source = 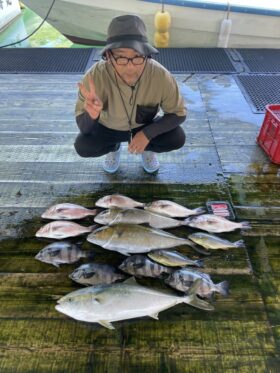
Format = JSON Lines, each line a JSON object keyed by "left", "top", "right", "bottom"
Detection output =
{"left": 0, "top": 73, "right": 280, "bottom": 372}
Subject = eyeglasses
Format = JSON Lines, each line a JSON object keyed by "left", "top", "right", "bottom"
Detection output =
{"left": 110, "top": 52, "right": 146, "bottom": 66}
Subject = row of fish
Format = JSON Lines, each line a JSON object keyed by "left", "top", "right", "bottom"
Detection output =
{"left": 35, "top": 242, "right": 228, "bottom": 299}
{"left": 35, "top": 194, "right": 245, "bottom": 329}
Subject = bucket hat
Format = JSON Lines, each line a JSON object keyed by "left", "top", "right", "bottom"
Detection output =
{"left": 100, "top": 14, "right": 158, "bottom": 56}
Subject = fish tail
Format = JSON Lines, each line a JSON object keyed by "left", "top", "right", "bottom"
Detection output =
{"left": 183, "top": 294, "right": 214, "bottom": 311}
{"left": 85, "top": 250, "right": 95, "bottom": 260}
{"left": 88, "top": 224, "right": 98, "bottom": 232}
{"left": 234, "top": 239, "right": 246, "bottom": 248}
{"left": 215, "top": 280, "right": 229, "bottom": 296}
{"left": 88, "top": 209, "right": 98, "bottom": 216}
{"left": 194, "top": 259, "right": 204, "bottom": 268}
{"left": 240, "top": 221, "right": 251, "bottom": 230}
{"left": 193, "top": 207, "right": 206, "bottom": 215}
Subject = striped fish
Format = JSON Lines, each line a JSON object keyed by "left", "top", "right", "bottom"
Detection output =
{"left": 118, "top": 255, "right": 173, "bottom": 278}
{"left": 69, "top": 263, "right": 126, "bottom": 286}
{"left": 35, "top": 241, "right": 92, "bottom": 267}
{"left": 165, "top": 268, "right": 229, "bottom": 298}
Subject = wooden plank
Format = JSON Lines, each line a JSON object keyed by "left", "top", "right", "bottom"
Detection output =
{"left": 0, "top": 161, "right": 223, "bottom": 185}
{"left": 0, "top": 350, "right": 278, "bottom": 373}
{"left": 0, "top": 275, "right": 263, "bottom": 320}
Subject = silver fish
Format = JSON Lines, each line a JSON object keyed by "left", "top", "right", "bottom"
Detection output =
{"left": 69, "top": 263, "right": 126, "bottom": 286}
{"left": 144, "top": 200, "right": 205, "bottom": 218}
{"left": 94, "top": 207, "right": 187, "bottom": 229}
{"left": 184, "top": 214, "right": 251, "bottom": 233}
{"left": 41, "top": 203, "right": 98, "bottom": 220}
{"left": 35, "top": 241, "right": 91, "bottom": 267}
{"left": 55, "top": 277, "right": 214, "bottom": 329}
{"left": 188, "top": 232, "right": 246, "bottom": 250}
{"left": 118, "top": 255, "right": 173, "bottom": 278}
{"left": 165, "top": 268, "right": 229, "bottom": 298}
{"left": 87, "top": 224, "right": 198, "bottom": 256}
{"left": 95, "top": 194, "right": 144, "bottom": 209}
{"left": 148, "top": 250, "right": 204, "bottom": 268}
{"left": 36, "top": 221, "right": 97, "bottom": 239}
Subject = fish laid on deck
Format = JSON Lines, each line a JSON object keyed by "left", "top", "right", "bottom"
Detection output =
{"left": 94, "top": 207, "right": 189, "bottom": 229}
{"left": 95, "top": 194, "right": 144, "bottom": 209}
{"left": 55, "top": 277, "right": 214, "bottom": 329}
{"left": 87, "top": 224, "right": 199, "bottom": 256}
{"left": 184, "top": 214, "right": 251, "bottom": 233}
{"left": 188, "top": 232, "right": 246, "bottom": 250}
{"left": 165, "top": 268, "right": 229, "bottom": 298}
{"left": 144, "top": 200, "right": 205, "bottom": 218}
{"left": 35, "top": 241, "right": 92, "bottom": 267}
{"left": 36, "top": 221, "right": 97, "bottom": 239}
{"left": 69, "top": 263, "right": 126, "bottom": 286}
{"left": 148, "top": 249, "right": 204, "bottom": 268}
{"left": 41, "top": 203, "right": 98, "bottom": 220}
{"left": 118, "top": 255, "right": 173, "bottom": 278}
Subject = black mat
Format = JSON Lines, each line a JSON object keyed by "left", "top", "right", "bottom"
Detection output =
{"left": 0, "top": 48, "right": 97, "bottom": 73}
{"left": 235, "top": 74, "right": 280, "bottom": 113}
{"left": 236, "top": 49, "right": 280, "bottom": 73}
{"left": 153, "top": 48, "right": 237, "bottom": 73}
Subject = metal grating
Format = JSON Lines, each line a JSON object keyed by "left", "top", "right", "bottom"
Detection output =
{"left": 235, "top": 74, "right": 280, "bottom": 113}
{"left": 236, "top": 49, "right": 280, "bottom": 73}
{"left": 153, "top": 48, "right": 237, "bottom": 73}
{"left": 0, "top": 48, "right": 97, "bottom": 74}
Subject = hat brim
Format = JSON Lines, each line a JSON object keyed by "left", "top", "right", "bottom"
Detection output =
{"left": 100, "top": 40, "right": 158, "bottom": 56}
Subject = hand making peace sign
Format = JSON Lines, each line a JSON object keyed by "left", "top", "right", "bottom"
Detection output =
{"left": 78, "top": 77, "right": 103, "bottom": 120}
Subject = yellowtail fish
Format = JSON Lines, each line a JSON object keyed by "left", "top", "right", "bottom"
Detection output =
{"left": 95, "top": 207, "right": 188, "bottom": 229}
{"left": 188, "top": 232, "right": 246, "bottom": 250}
{"left": 144, "top": 200, "right": 205, "bottom": 218}
{"left": 41, "top": 203, "right": 98, "bottom": 220}
{"left": 95, "top": 194, "right": 144, "bottom": 209}
{"left": 148, "top": 250, "right": 204, "bottom": 268}
{"left": 55, "top": 277, "right": 214, "bottom": 329}
{"left": 36, "top": 221, "right": 97, "bottom": 239}
{"left": 87, "top": 224, "right": 200, "bottom": 256}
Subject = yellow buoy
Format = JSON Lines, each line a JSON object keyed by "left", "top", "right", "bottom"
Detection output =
{"left": 154, "top": 31, "right": 170, "bottom": 48}
{"left": 154, "top": 10, "right": 171, "bottom": 32}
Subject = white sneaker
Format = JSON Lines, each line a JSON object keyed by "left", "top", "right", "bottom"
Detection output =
{"left": 102, "top": 146, "right": 121, "bottom": 173}
{"left": 141, "top": 151, "right": 160, "bottom": 173}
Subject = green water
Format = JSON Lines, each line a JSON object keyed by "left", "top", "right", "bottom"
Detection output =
{"left": 0, "top": 6, "right": 87, "bottom": 48}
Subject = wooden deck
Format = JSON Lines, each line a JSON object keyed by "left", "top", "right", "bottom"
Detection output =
{"left": 0, "top": 72, "right": 280, "bottom": 372}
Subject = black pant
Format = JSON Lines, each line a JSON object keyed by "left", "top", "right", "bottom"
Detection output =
{"left": 74, "top": 122, "right": 185, "bottom": 158}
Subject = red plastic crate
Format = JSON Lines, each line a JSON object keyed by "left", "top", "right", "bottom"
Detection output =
{"left": 257, "top": 104, "right": 280, "bottom": 164}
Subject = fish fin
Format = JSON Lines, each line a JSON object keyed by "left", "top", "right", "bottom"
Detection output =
{"left": 99, "top": 320, "right": 115, "bottom": 330}
{"left": 240, "top": 221, "right": 251, "bottom": 230}
{"left": 149, "top": 312, "right": 159, "bottom": 320}
{"left": 215, "top": 281, "right": 230, "bottom": 296}
{"left": 184, "top": 294, "right": 214, "bottom": 311}
{"left": 118, "top": 250, "right": 130, "bottom": 256}
{"left": 188, "top": 279, "right": 203, "bottom": 295}
{"left": 53, "top": 263, "right": 60, "bottom": 268}
{"left": 123, "top": 276, "right": 138, "bottom": 285}
{"left": 234, "top": 240, "right": 246, "bottom": 248}
{"left": 185, "top": 240, "right": 211, "bottom": 256}
{"left": 193, "top": 207, "right": 206, "bottom": 215}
